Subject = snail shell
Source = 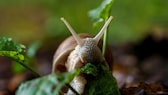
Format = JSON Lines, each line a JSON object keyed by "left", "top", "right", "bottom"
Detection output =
{"left": 52, "top": 34, "right": 113, "bottom": 72}
{"left": 52, "top": 16, "right": 113, "bottom": 95}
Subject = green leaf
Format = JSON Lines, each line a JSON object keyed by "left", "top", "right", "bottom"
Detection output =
{"left": 84, "top": 64, "right": 120, "bottom": 95}
{"left": 81, "top": 63, "right": 98, "bottom": 76}
{"left": 16, "top": 69, "right": 80, "bottom": 95}
{"left": 0, "top": 51, "right": 28, "bottom": 74}
{"left": 0, "top": 37, "right": 25, "bottom": 53}
{"left": 88, "top": 0, "right": 114, "bottom": 25}
{"left": 0, "top": 51, "right": 24, "bottom": 61}
{"left": 26, "top": 41, "right": 42, "bottom": 58}
{"left": 0, "top": 37, "right": 40, "bottom": 76}
{"left": 13, "top": 40, "right": 41, "bottom": 74}
{"left": 88, "top": 0, "right": 114, "bottom": 56}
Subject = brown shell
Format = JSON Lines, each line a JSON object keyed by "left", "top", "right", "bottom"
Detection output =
{"left": 52, "top": 33, "right": 113, "bottom": 73}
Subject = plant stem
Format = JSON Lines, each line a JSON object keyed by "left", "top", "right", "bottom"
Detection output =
{"left": 102, "top": 16, "right": 113, "bottom": 56}
{"left": 66, "top": 84, "right": 80, "bottom": 95}
{"left": 102, "top": 28, "right": 108, "bottom": 56}
{"left": 15, "top": 59, "right": 41, "bottom": 77}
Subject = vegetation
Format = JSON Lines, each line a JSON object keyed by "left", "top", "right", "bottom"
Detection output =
{"left": 0, "top": 0, "right": 121, "bottom": 95}
{"left": 0, "top": 0, "right": 168, "bottom": 95}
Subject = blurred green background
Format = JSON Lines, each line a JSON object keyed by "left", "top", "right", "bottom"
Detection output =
{"left": 0, "top": 0, "right": 168, "bottom": 45}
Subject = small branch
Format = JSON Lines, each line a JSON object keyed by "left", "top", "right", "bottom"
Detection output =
{"left": 102, "top": 28, "right": 108, "bottom": 56}
{"left": 12, "top": 58, "right": 41, "bottom": 77}
{"left": 102, "top": 17, "right": 113, "bottom": 56}
{"left": 66, "top": 84, "right": 80, "bottom": 95}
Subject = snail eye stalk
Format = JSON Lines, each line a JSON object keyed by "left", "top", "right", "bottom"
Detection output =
{"left": 93, "top": 16, "right": 113, "bottom": 45}
{"left": 61, "top": 17, "right": 83, "bottom": 46}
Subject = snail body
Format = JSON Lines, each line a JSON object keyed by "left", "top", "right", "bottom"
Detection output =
{"left": 52, "top": 16, "right": 113, "bottom": 95}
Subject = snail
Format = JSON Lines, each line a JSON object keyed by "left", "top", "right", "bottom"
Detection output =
{"left": 52, "top": 16, "right": 113, "bottom": 95}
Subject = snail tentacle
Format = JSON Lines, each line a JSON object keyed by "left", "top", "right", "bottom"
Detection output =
{"left": 93, "top": 16, "right": 113, "bottom": 45}
{"left": 61, "top": 17, "right": 83, "bottom": 46}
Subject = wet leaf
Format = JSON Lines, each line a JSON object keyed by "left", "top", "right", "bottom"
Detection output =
{"left": 0, "top": 51, "right": 24, "bottom": 61}
{"left": 88, "top": 0, "right": 114, "bottom": 25}
{"left": 0, "top": 37, "right": 39, "bottom": 76}
{"left": 16, "top": 69, "right": 80, "bottom": 95}
{"left": 84, "top": 64, "right": 120, "bottom": 95}
{"left": 81, "top": 63, "right": 98, "bottom": 76}
{"left": 0, "top": 37, "right": 25, "bottom": 53}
